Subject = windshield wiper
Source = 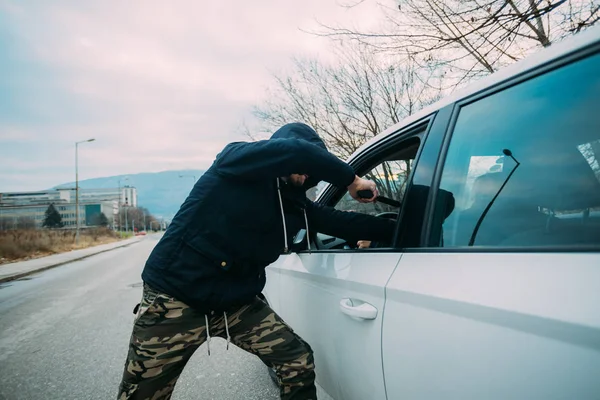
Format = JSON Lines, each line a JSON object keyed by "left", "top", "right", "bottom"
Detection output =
{"left": 468, "top": 149, "right": 521, "bottom": 246}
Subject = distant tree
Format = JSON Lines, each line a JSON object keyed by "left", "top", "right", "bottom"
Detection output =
{"left": 43, "top": 204, "right": 63, "bottom": 228}
{"left": 98, "top": 213, "right": 109, "bottom": 226}
{"left": 16, "top": 216, "right": 36, "bottom": 230}
{"left": 90, "top": 212, "right": 109, "bottom": 227}
{"left": 117, "top": 206, "right": 156, "bottom": 231}
{"left": 0, "top": 216, "right": 11, "bottom": 231}
{"left": 138, "top": 207, "right": 157, "bottom": 231}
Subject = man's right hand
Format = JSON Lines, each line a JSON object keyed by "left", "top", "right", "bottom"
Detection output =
{"left": 347, "top": 175, "right": 379, "bottom": 203}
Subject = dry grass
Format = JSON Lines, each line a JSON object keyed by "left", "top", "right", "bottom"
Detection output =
{"left": 0, "top": 228, "right": 124, "bottom": 265}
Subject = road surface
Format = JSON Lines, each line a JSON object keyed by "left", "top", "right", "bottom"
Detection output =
{"left": 0, "top": 234, "right": 280, "bottom": 400}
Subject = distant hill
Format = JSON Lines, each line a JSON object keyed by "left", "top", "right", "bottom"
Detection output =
{"left": 55, "top": 169, "right": 204, "bottom": 220}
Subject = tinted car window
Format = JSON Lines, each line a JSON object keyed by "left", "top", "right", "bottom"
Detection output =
{"left": 435, "top": 51, "right": 600, "bottom": 248}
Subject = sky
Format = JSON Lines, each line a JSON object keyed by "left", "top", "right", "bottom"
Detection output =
{"left": 0, "top": 0, "right": 383, "bottom": 191}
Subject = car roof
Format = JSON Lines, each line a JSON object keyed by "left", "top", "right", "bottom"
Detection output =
{"left": 348, "top": 24, "right": 600, "bottom": 162}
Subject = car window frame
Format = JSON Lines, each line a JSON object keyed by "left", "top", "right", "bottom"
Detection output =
{"left": 422, "top": 42, "right": 600, "bottom": 253}
{"left": 295, "top": 116, "right": 434, "bottom": 254}
{"left": 332, "top": 140, "right": 421, "bottom": 217}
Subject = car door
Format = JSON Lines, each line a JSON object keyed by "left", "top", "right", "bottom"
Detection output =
{"left": 383, "top": 46, "right": 600, "bottom": 399}
{"left": 279, "top": 251, "right": 402, "bottom": 400}
{"left": 275, "top": 124, "right": 431, "bottom": 400}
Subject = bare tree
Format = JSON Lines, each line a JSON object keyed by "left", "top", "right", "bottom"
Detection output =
{"left": 250, "top": 43, "right": 441, "bottom": 160}
{"left": 248, "top": 44, "right": 438, "bottom": 207}
{"left": 117, "top": 206, "right": 157, "bottom": 232}
{"left": 318, "top": 0, "right": 599, "bottom": 87}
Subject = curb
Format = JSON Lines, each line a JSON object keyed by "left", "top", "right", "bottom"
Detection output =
{"left": 0, "top": 239, "right": 143, "bottom": 284}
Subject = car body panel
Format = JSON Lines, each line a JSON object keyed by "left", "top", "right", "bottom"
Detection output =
{"left": 264, "top": 254, "right": 292, "bottom": 313}
{"left": 383, "top": 252, "right": 600, "bottom": 399}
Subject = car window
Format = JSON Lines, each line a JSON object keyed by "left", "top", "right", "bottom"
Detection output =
{"left": 433, "top": 51, "right": 600, "bottom": 248}
{"left": 335, "top": 141, "right": 419, "bottom": 216}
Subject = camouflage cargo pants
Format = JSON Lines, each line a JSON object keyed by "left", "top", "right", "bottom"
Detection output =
{"left": 117, "top": 284, "right": 316, "bottom": 400}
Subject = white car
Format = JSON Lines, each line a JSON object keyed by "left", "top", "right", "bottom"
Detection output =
{"left": 264, "top": 25, "right": 600, "bottom": 400}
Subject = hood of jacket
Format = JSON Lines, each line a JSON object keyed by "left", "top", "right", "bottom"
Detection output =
{"left": 269, "top": 122, "right": 327, "bottom": 150}
{"left": 270, "top": 123, "right": 328, "bottom": 190}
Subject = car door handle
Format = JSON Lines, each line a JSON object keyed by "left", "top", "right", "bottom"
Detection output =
{"left": 339, "top": 298, "right": 378, "bottom": 320}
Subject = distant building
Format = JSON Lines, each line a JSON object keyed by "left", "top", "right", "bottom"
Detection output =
{"left": 0, "top": 187, "right": 138, "bottom": 229}
{"left": 78, "top": 186, "right": 138, "bottom": 207}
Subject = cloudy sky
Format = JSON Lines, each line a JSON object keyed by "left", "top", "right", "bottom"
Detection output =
{"left": 0, "top": 0, "right": 383, "bottom": 191}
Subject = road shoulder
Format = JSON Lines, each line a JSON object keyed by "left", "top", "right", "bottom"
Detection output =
{"left": 0, "top": 236, "right": 144, "bottom": 283}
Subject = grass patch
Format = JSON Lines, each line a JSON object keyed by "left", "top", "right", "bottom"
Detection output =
{"left": 117, "top": 231, "right": 134, "bottom": 239}
{"left": 0, "top": 228, "right": 124, "bottom": 265}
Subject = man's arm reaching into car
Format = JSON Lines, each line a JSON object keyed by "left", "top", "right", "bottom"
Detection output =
{"left": 305, "top": 201, "right": 396, "bottom": 246}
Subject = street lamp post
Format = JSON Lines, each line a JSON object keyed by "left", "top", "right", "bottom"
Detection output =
{"left": 75, "top": 138, "right": 95, "bottom": 245}
{"left": 118, "top": 177, "right": 129, "bottom": 232}
{"left": 117, "top": 180, "right": 121, "bottom": 231}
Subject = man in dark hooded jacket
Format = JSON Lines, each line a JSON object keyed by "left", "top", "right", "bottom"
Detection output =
{"left": 117, "top": 123, "right": 395, "bottom": 400}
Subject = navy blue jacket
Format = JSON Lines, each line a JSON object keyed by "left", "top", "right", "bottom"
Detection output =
{"left": 142, "top": 123, "right": 395, "bottom": 313}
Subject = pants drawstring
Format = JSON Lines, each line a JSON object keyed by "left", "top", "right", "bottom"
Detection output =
{"left": 224, "top": 312, "right": 231, "bottom": 350}
{"left": 276, "top": 178, "right": 289, "bottom": 253}
{"left": 205, "top": 314, "right": 211, "bottom": 356}
{"left": 205, "top": 313, "right": 231, "bottom": 354}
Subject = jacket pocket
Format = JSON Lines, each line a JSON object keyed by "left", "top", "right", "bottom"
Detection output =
{"left": 149, "top": 236, "right": 185, "bottom": 271}
{"left": 182, "top": 229, "right": 234, "bottom": 273}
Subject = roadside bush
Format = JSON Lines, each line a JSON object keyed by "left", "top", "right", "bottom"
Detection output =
{"left": 0, "top": 228, "right": 120, "bottom": 264}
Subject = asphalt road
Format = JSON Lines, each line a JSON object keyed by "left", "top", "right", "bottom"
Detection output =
{"left": 0, "top": 234, "right": 280, "bottom": 400}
